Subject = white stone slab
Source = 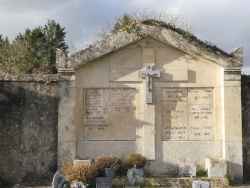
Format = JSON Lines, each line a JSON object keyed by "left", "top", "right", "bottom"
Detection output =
{"left": 110, "top": 68, "right": 141, "bottom": 81}
{"left": 162, "top": 69, "right": 188, "bottom": 81}
{"left": 162, "top": 88, "right": 214, "bottom": 141}
{"left": 110, "top": 48, "right": 142, "bottom": 69}
{"left": 84, "top": 88, "right": 137, "bottom": 140}
{"left": 162, "top": 88, "right": 188, "bottom": 140}
{"left": 192, "top": 180, "right": 211, "bottom": 188}
{"left": 205, "top": 158, "right": 227, "bottom": 178}
{"left": 188, "top": 88, "right": 214, "bottom": 140}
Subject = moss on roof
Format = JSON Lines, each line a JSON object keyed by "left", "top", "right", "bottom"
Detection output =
{"left": 116, "top": 18, "right": 233, "bottom": 58}
{"left": 70, "top": 16, "right": 242, "bottom": 69}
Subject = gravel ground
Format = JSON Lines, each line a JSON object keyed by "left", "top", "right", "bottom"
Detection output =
{"left": 12, "top": 185, "right": 250, "bottom": 188}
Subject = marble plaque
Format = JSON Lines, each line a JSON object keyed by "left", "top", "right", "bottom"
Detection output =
{"left": 162, "top": 88, "right": 188, "bottom": 140}
{"left": 84, "top": 88, "right": 136, "bottom": 140}
{"left": 188, "top": 88, "right": 214, "bottom": 140}
{"left": 162, "top": 88, "right": 214, "bottom": 141}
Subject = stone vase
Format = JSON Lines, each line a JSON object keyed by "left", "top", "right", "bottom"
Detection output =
{"left": 105, "top": 168, "right": 116, "bottom": 178}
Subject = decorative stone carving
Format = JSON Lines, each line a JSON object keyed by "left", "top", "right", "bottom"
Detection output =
{"left": 231, "top": 47, "right": 243, "bottom": 63}
{"left": 56, "top": 49, "right": 74, "bottom": 74}
{"left": 127, "top": 167, "right": 137, "bottom": 186}
{"left": 56, "top": 49, "right": 67, "bottom": 68}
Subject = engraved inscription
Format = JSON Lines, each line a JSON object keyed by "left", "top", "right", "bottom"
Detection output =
{"left": 188, "top": 88, "right": 214, "bottom": 140}
{"left": 162, "top": 88, "right": 214, "bottom": 141}
{"left": 84, "top": 89, "right": 109, "bottom": 131}
{"left": 162, "top": 89, "right": 188, "bottom": 140}
{"left": 84, "top": 88, "right": 136, "bottom": 140}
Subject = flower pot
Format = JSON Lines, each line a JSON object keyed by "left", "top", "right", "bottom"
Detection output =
{"left": 105, "top": 168, "right": 116, "bottom": 178}
{"left": 135, "top": 168, "right": 144, "bottom": 179}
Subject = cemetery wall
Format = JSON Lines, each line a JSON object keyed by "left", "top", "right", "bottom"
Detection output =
{"left": 0, "top": 73, "right": 250, "bottom": 184}
{"left": 0, "top": 75, "right": 59, "bottom": 185}
{"left": 242, "top": 75, "right": 250, "bottom": 182}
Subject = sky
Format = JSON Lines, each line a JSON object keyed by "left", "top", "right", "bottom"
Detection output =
{"left": 0, "top": 0, "right": 249, "bottom": 74}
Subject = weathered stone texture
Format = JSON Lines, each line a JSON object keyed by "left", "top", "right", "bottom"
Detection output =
{"left": 242, "top": 75, "right": 250, "bottom": 182}
{"left": 69, "top": 34, "right": 243, "bottom": 183}
{"left": 112, "top": 176, "right": 228, "bottom": 187}
{"left": 0, "top": 75, "right": 59, "bottom": 184}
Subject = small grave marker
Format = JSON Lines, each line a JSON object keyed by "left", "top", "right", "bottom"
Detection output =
{"left": 52, "top": 171, "right": 70, "bottom": 188}
{"left": 96, "top": 177, "right": 112, "bottom": 188}
{"left": 192, "top": 180, "right": 211, "bottom": 188}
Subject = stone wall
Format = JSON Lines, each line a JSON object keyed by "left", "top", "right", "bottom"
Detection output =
{"left": 1, "top": 73, "right": 250, "bottom": 184}
{"left": 242, "top": 75, "right": 250, "bottom": 182}
{"left": 0, "top": 75, "right": 59, "bottom": 185}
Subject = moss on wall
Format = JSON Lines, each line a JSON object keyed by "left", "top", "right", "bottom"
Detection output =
{"left": 242, "top": 75, "right": 250, "bottom": 182}
{"left": 1, "top": 74, "right": 250, "bottom": 184}
{"left": 0, "top": 75, "right": 59, "bottom": 185}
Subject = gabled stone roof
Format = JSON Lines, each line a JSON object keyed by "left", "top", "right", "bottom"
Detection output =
{"left": 58, "top": 24, "right": 243, "bottom": 71}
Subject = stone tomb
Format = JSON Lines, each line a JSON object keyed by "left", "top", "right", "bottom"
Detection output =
{"left": 57, "top": 24, "right": 243, "bottom": 183}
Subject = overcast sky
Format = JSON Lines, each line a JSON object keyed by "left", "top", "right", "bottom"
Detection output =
{"left": 0, "top": 0, "right": 249, "bottom": 74}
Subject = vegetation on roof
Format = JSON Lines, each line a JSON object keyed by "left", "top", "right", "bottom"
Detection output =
{"left": 99, "top": 10, "right": 233, "bottom": 58}
{"left": 141, "top": 19, "right": 232, "bottom": 57}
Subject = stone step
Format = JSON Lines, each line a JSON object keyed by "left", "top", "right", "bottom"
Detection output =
{"left": 112, "top": 176, "right": 229, "bottom": 187}
{"left": 14, "top": 177, "right": 250, "bottom": 188}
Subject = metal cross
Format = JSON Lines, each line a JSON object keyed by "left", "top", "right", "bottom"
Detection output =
{"left": 138, "top": 64, "right": 161, "bottom": 103}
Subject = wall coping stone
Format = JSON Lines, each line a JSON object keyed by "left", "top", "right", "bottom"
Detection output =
{"left": 0, "top": 74, "right": 59, "bottom": 82}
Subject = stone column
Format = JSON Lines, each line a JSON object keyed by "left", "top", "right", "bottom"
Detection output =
{"left": 223, "top": 68, "right": 243, "bottom": 183}
{"left": 57, "top": 50, "right": 76, "bottom": 167}
{"left": 142, "top": 48, "right": 156, "bottom": 160}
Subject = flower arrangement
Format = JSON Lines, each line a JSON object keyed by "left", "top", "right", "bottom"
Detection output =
{"left": 95, "top": 154, "right": 121, "bottom": 172}
{"left": 61, "top": 162, "right": 98, "bottom": 184}
{"left": 125, "top": 153, "right": 146, "bottom": 168}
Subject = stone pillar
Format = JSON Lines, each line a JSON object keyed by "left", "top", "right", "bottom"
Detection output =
{"left": 223, "top": 68, "right": 243, "bottom": 183}
{"left": 142, "top": 48, "right": 156, "bottom": 160}
{"left": 57, "top": 50, "right": 76, "bottom": 167}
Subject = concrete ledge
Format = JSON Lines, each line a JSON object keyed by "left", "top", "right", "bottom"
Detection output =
{"left": 112, "top": 176, "right": 229, "bottom": 187}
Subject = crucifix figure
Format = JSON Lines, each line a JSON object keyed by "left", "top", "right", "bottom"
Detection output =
{"left": 138, "top": 63, "right": 161, "bottom": 104}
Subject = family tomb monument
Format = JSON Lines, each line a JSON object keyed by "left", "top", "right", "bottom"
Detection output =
{"left": 56, "top": 23, "right": 243, "bottom": 183}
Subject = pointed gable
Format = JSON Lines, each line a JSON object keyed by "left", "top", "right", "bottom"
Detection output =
{"left": 69, "top": 24, "right": 242, "bottom": 69}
